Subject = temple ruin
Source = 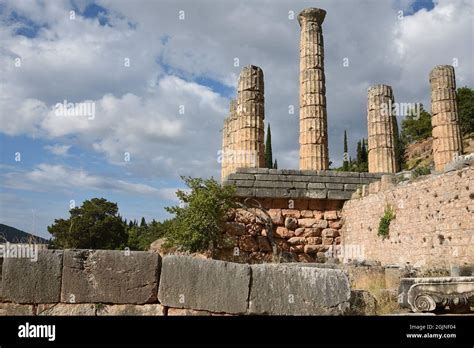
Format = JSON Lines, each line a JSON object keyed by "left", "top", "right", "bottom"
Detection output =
{"left": 430, "top": 65, "right": 464, "bottom": 171}
{"left": 367, "top": 85, "right": 399, "bottom": 173}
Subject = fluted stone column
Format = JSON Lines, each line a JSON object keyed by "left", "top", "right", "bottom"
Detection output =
{"left": 221, "top": 100, "right": 237, "bottom": 180}
{"left": 298, "top": 8, "right": 329, "bottom": 170}
{"left": 367, "top": 85, "right": 399, "bottom": 173}
{"left": 234, "top": 65, "right": 265, "bottom": 170}
{"left": 430, "top": 65, "right": 463, "bottom": 171}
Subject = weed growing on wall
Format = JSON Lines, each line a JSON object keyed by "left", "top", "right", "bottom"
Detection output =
{"left": 378, "top": 206, "right": 395, "bottom": 239}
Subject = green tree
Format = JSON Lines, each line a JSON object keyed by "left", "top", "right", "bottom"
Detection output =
{"left": 457, "top": 86, "right": 474, "bottom": 135}
{"left": 264, "top": 123, "right": 273, "bottom": 168}
{"left": 342, "top": 130, "right": 349, "bottom": 171}
{"left": 400, "top": 104, "right": 432, "bottom": 143}
{"left": 48, "top": 198, "right": 127, "bottom": 249}
{"left": 140, "top": 217, "right": 147, "bottom": 227}
{"left": 273, "top": 159, "right": 278, "bottom": 169}
{"left": 164, "top": 177, "right": 236, "bottom": 252}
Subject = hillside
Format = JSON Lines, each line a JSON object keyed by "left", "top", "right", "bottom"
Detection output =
{"left": 0, "top": 224, "right": 49, "bottom": 244}
{"left": 404, "top": 133, "right": 474, "bottom": 170}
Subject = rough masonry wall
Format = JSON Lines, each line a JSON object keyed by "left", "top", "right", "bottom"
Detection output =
{"left": 341, "top": 167, "right": 473, "bottom": 269}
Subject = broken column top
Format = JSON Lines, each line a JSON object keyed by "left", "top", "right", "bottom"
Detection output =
{"left": 298, "top": 8, "right": 326, "bottom": 26}
{"left": 368, "top": 84, "right": 393, "bottom": 97}
{"left": 430, "top": 65, "right": 455, "bottom": 78}
{"left": 238, "top": 65, "right": 264, "bottom": 93}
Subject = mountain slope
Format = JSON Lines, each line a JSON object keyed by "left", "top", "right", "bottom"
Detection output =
{"left": 0, "top": 224, "right": 49, "bottom": 243}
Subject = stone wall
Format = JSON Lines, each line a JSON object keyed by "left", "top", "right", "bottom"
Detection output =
{"left": 217, "top": 168, "right": 382, "bottom": 263}
{"left": 0, "top": 250, "right": 352, "bottom": 316}
{"left": 341, "top": 167, "right": 474, "bottom": 270}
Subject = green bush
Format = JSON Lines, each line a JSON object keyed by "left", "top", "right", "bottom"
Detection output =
{"left": 164, "top": 176, "right": 236, "bottom": 252}
{"left": 378, "top": 206, "right": 395, "bottom": 239}
{"left": 412, "top": 166, "right": 431, "bottom": 178}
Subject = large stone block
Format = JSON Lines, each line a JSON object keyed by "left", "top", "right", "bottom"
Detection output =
{"left": 1, "top": 250, "right": 63, "bottom": 304}
{"left": 158, "top": 255, "right": 250, "bottom": 314}
{"left": 248, "top": 264, "right": 351, "bottom": 315}
{"left": 61, "top": 249, "right": 160, "bottom": 304}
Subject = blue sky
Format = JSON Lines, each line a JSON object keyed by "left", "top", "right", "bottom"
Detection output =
{"left": 0, "top": 0, "right": 472, "bottom": 239}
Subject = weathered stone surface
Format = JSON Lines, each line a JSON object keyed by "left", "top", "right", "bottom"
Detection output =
{"left": 349, "top": 290, "right": 377, "bottom": 315}
{"left": 399, "top": 276, "right": 474, "bottom": 313}
{"left": 287, "top": 237, "right": 306, "bottom": 245}
{"left": 224, "top": 222, "right": 246, "bottom": 236}
{"left": 239, "top": 235, "right": 259, "bottom": 252}
{"left": 268, "top": 209, "right": 283, "bottom": 225}
{"left": 430, "top": 65, "right": 463, "bottom": 171}
{"left": 275, "top": 226, "right": 293, "bottom": 238}
{"left": 61, "top": 249, "right": 160, "bottom": 304}
{"left": 166, "top": 307, "right": 212, "bottom": 316}
{"left": 158, "top": 256, "right": 250, "bottom": 314}
{"left": 38, "top": 303, "right": 96, "bottom": 316}
{"left": 0, "top": 303, "right": 35, "bottom": 315}
{"left": 284, "top": 217, "right": 298, "bottom": 230}
{"left": 2, "top": 250, "right": 63, "bottom": 304}
{"left": 97, "top": 304, "right": 164, "bottom": 316}
{"left": 298, "top": 218, "right": 318, "bottom": 227}
{"left": 249, "top": 264, "right": 351, "bottom": 315}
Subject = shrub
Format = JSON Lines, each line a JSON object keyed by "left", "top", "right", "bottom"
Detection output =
{"left": 412, "top": 166, "right": 431, "bottom": 178}
{"left": 164, "top": 177, "right": 236, "bottom": 252}
{"left": 378, "top": 206, "right": 395, "bottom": 239}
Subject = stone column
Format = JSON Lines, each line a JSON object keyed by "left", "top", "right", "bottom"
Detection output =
{"left": 367, "top": 84, "right": 399, "bottom": 173}
{"left": 234, "top": 65, "right": 265, "bottom": 170}
{"left": 430, "top": 65, "right": 463, "bottom": 171}
{"left": 221, "top": 100, "right": 237, "bottom": 180}
{"left": 298, "top": 8, "right": 329, "bottom": 170}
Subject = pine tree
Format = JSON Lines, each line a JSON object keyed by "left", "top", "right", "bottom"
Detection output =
{"left": 140, "top": 217, "right": 146, "bottom": 227}
{"left": 264, "top": 124, "right": 273, "bottom": 168}
{"left": 273, "top": 159, "right": 278, "bottom": 169}
{"left": 342, "top": 130, "right": 349, "bottom": 171}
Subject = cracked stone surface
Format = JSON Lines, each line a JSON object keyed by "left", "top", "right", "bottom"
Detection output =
{"left": 158, "top": 255, "right": 250, "bottom": 314}
{"left": 61, "top": 249, "right": 161, "bottom": 304}
{"left": 1, "top": 250, "right": 63, "bottom": 304}
{"left": 249, "top": 263, "right": 351, "bottom": 315}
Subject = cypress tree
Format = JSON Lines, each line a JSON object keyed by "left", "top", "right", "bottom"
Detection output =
{"left": 342, "top": 130, "right": 349, "bottom": 171}
{"left": 273, "top": 159, "right": 278, "bottom": 169}
{"left": 140, "top": 217, "right": 146, "bottom": 227}
{"left": 264, "top": 123, "right": 273, "bottom": 168}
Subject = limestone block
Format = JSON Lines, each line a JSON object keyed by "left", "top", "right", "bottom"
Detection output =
{"left": 61, "top": 249, "right": 160, "bottom": 304}
{"left": 1, "top": 250, "right": 63, "bottom": 304}
{"left": 157, "top": 256, "right": 250, "bottom": 314}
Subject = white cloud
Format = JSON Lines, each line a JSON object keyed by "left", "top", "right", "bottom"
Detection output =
{"left": 44, "top": 144, "right": 71, "bottom": 156}
{"left": 2, "top": 163, "right": 177, "bottom": 199}
{"left": 0, "top": 0, "right": 472, "bottom": 173}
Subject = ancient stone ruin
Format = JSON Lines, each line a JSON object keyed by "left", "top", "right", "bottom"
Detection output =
{"left": 216, "top": 7, "right": 474, "bottom": 315}
{"left": 298, "top": 8, "right": 329, "bottom": 171}
{"left": 430, "top": 65, "right": 464, "bottom": 171}
{"left": 367, "top": 85, "right": 400, "bottom": 173}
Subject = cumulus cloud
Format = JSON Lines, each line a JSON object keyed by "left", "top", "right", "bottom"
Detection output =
{"left": 44, "top": 144, "right": 71, "bottom": 156}
{"left": 0, "top": 0, "right": 472, "bottom": 173}
{"left": 2, "top": 163, "right": 177, "bottom": 198}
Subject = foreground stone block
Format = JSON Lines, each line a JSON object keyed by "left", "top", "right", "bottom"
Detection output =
{"left": 399, "top": 277, "right": 474, "bottom": 313}
{"left": 348, "top": 290, "right": 377, "bottom": 315}
{"left": 1, "top": 250, "right": 63, "bottom": 304}
{"left": 158, "top": 255, "right": 250, "bottom": 314}
{"left": 97, "top": 304, "right": 164, "bottom": 316}
{"left": 37, "top": 303, "right": 96, "bottom": 316}
{"left": 249, "top": 264, "right": 351, "bottom": 315}
{"left": 0, "top": 303, "right": 35, "bottom": 316}
{"left": 61, "top": 249, "right": 160, "bottom": 304}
